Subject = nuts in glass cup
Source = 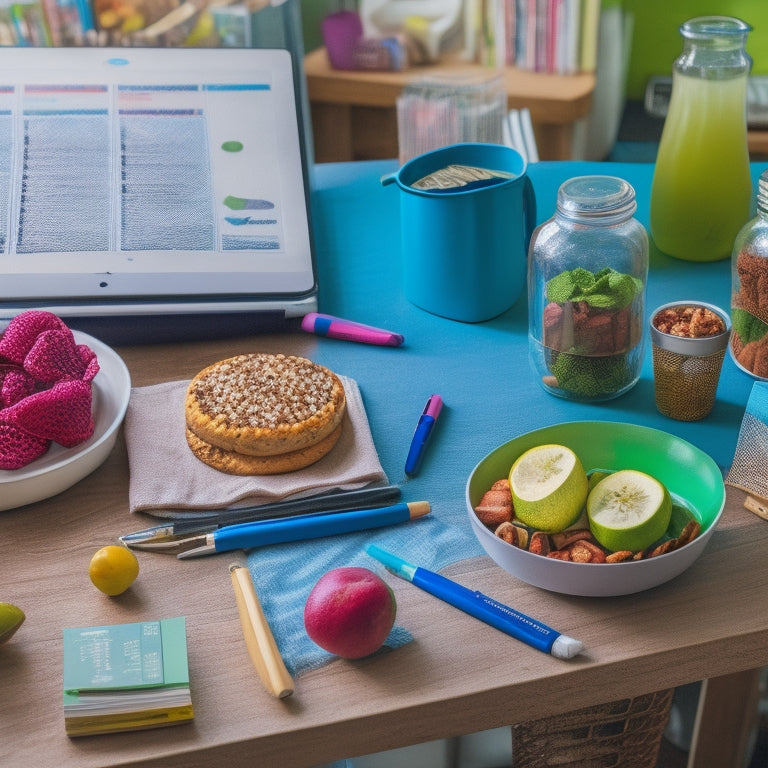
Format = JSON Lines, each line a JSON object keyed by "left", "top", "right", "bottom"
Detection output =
{"left": 652, "top": 304, "right": 726, "bottom": 339}
{"left": 649, "top": 302, "right": 731, "bottom": 421}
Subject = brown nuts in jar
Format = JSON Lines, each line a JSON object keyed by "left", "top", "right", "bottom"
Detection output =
{"left": 652, "top": 305, "right": 726, "bottom": 338}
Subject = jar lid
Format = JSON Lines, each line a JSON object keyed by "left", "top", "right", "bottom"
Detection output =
{"left": 680, "top": 16, "right": 751, "bottom": 42}
{"left": 556, "top": 176, "right": 637, "bottom": 224}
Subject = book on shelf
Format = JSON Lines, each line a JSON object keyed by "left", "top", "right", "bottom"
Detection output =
{"left": 486, "top": 0, "right": 599, "bottom": 75}
{"left": 579, "top": 0, "right": 600, "bottom": 73}
{"left": 0, "top": 0, "right": 275, "bottom": 48}
{"left": 40, "top": 0, "right": 94, "bottom": 47}
{"left": 62, "top": 616, "right": 194, "bottom": 737}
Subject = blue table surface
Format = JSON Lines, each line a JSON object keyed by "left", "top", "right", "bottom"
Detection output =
{"left": 250, "top": 158, "right": 768, "bottom": 674}
{"left": 309, "top": 158, "right": 764, "bottom": 475}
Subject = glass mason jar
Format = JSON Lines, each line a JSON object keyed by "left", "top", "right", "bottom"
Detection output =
{"left": 528, "top": 176, "right": 648, "bottom": 401}
{"left": 730, "top": 169, "right": 768, "bottom": 379}
{"left": 650, "top": 16, "right": 752, "bottom": 263}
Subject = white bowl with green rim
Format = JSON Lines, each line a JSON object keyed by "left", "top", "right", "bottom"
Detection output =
{"left": 466, "top": 421, "right": 725, "bottom": 597}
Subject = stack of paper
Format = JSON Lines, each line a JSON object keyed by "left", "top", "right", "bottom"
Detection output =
{"left": 62, "top": 617, "right": 194, "bottom": 737}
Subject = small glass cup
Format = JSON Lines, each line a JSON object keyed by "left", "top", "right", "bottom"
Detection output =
{"left": 649, "top": 301, "right": 732, "bottom": 421}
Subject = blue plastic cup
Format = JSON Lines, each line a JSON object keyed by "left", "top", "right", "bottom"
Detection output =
{"left": 382, "top": 143, "right": 536, "bottom": 323}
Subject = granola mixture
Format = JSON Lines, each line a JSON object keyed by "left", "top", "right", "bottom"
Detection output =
{"left": 652, "top": 305, "right": 725, "bottom": 338}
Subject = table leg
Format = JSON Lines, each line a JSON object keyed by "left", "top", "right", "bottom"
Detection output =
{"left": 531, "top": 123, "right": 574, "bottom": 161}
{"left": 687, "top": 669, "right": 762, "bottom": 768}
{"left": 310, "top": 103, "right": 354, "bottom": 163}
{"left": 350, "top": 107, "right": 399, "bottom": 161}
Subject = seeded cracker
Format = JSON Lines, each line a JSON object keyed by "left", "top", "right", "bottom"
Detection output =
{"left": 185, "top": 354, "right": 346, "bottom": 475}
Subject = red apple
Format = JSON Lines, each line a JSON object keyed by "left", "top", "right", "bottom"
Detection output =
{"left": 304, "top": 567, "right": 396, "bottom": 659}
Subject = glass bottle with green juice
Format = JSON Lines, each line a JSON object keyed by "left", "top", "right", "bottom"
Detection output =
{"left": 650, "top": 16, "right": 752, "bottom": 263}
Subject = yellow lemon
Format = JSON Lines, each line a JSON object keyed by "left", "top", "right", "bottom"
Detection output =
{"left": 89, "top": 545, "right": 139, "bottom": 596}
{"left": 587, "top": 470, "right": 672, "bottom": 552}
{"left": 508, "top": 444, "right": 588, "bottom": 532}
{"left": 0, "top": 603, "right": 25, "bottom": 645}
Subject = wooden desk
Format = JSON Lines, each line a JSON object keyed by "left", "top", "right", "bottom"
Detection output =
{"left": 0, "top": 339, "right": 764, "bottom": 768}
{"left": 304, "top": 47, "right": 596, "bottom": 163}
{"left": 2, "top": 160, "right": 767, "bottom": 768}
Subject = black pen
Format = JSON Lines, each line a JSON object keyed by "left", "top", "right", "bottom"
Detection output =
{"left": 120, "top": 485, "right": 403, "bottom": 550}
{"left": 405, "top": 395, "right": 443, "bottom": 476}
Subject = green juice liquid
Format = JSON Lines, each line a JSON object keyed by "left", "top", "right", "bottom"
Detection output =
{"left": 650, "top": 72, "right": 752, "bottom": 262}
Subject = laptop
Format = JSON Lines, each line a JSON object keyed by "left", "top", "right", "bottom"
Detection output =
{"left": 0, "top": 46, "right": 317, "bottom": 343}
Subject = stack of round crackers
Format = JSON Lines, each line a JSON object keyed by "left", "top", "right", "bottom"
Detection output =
{"left": 185, "top": 353, "right": 346, "bottom": 475}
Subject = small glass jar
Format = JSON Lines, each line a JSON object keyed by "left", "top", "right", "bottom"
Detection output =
{"left": 730, "top": 169, "right": 768, "bottom": 379}
{"left": 528, "top": 176, "right": 648, "bottom": 401}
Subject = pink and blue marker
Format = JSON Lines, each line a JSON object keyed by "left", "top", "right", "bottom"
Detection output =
{"left": 301, "top": 312, "right": 404, "bottom": 347}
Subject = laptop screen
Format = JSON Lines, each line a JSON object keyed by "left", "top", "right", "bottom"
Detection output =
{"left": 0, "top": 46, "right": 316, "bottom": 316}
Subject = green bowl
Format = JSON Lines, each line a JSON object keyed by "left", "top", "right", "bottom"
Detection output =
{"left": 466, "top": 421, "right": 725, "bottom": 596}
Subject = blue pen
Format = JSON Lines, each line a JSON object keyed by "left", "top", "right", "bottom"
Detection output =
{"left": 366, "top": 545, "right": 583, "bottom": 660}
{"left": 177, "top": 502, "right": 430, "bottom": 559}
{"left": 405, "top": 395, "right": 443, "bottom": 476}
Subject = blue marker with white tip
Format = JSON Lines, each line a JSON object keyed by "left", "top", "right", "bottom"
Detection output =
{"left": 366, "top": 545, "right": 583, "bottom": 660}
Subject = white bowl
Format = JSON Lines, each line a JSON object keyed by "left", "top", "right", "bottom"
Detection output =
{"left": 466, "top": 421, "right": 725, "bottom": 597}
{"left": 0, "top": 331, "right": 131, "bottom": 511}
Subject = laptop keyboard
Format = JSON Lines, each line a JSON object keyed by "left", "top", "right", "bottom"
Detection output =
{"left": 645, "top": 75, "right": 768, "bottom": 128}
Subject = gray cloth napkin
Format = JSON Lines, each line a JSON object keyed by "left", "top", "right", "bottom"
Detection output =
{"left": 124, "top": 375, "right": 388, "bottom": 516}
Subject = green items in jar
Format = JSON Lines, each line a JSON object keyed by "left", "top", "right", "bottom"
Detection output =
{"left": 542, "top": 267, "right": 644, "bottom": 398}
{"left": 546, "top": 266, "right": 642, "bottom": 310}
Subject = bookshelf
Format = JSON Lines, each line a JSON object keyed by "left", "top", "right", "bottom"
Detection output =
{"left": 303, "top": 46, "right": 596, "bottom": 163}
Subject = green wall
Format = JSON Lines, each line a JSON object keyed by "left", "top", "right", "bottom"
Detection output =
{"left": 623, "top": 0, "right": 768, "bottom": 99}
{"left": 300, "top": 0, "right": 338, "bottom": 51}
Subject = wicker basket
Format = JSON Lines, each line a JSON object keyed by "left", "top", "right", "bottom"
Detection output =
{"left": 511, "top": 688, "right": 675, "bottom": 767}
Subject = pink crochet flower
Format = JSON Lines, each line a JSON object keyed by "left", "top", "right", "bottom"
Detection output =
{"left": 0, "top": 365, "right": 35, "bottom": 408}
{"left": 5, "top": 379, "right": 94, "bottom": 448}
{"left": 0, "top": 310, "right": 100, "bottom": 469}
{"left": 24, "top": 329, "right": 99, "bottom": 383}
{"left": 0, "top": 310, "right": 70, "bottom": 365}
{"left": 0, "top": 417, "right": 50, "bottom": 470}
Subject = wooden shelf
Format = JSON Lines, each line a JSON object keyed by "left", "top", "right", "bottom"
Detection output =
{"left": 749, "top": 129, "right": 768, "bottom": 157}
{"left": 304, "top": 47, "right": 596, "bottom": 163}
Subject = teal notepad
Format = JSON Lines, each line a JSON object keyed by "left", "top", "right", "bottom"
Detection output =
{"left": 62, "top": 617, "right": 193, "bottom": 737}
